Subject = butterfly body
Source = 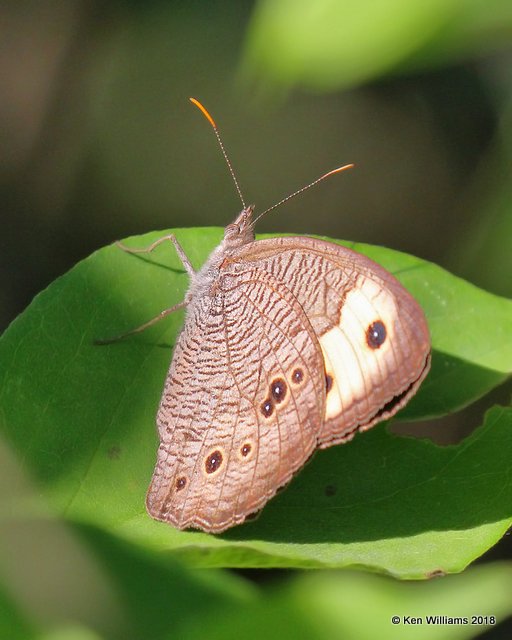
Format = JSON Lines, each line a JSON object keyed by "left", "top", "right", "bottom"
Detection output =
{"left": 146, "top": 206, "right": 431, "bottom": 533}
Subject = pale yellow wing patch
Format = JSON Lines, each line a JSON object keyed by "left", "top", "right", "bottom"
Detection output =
{"left": 319, "top": 276, "right": 406, "bottom": 428}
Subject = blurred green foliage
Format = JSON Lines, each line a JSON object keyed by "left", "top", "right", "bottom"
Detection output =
{"left": 1, "top": 521, "right": 511, "bottom": 639}
{"left": 243, "top": 0, "right": 512, "bottom": 90}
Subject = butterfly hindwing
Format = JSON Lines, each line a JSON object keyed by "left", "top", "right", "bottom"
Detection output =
{"left": 146, "top": 266, "right": 325, "bottom": 533}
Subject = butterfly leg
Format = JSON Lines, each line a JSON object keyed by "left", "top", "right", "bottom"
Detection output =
{"left": 95, "top": 299, "right": 187, "bottom": 345}
{"left": 95, "top": 234, "right": 193, "bottom": 345}
{"left": 116, "top": 234, "right": 196, "bottom": 277}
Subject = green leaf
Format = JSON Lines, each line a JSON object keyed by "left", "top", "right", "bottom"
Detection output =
{"left": 0, "top": 228, "right": 511, "bottom": 575}
{"left": 241, "top": 0, "right": 512, "bottom": 91}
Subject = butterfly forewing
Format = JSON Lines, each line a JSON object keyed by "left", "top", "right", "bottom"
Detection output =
{"left": 146, "top": 266, "right": 325, "bottom": 532}
{"left": 232, "top": 236, "right": 431, "bottom": 446}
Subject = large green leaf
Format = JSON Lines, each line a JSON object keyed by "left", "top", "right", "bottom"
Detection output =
{"left": 0, "top": 228, "right": 511, "bottom": 575}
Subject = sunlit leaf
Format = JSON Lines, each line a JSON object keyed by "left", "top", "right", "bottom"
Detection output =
{"left": 0, "top": 228, "right": 511, "bottom": 574}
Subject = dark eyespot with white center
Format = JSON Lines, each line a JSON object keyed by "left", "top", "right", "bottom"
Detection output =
{"left": 291, "top": 368, "right": 304, "bottom": 384}
{"left": 241, "top": 443, "right": 252, "bottom": 457}
{"left": 175, "top": 476, "right": 187, "bottom": 491}
{"left": 261, "top": 398, "right": 274, "bottom": 418}
{"left": 366, "top": 320, "right": 387, "bottom": 349}
{"left": 271, "top": 378, "right": 287, "bottom": 403}
{"left": 205, "top": 449, "right": 223, "bottom": 474}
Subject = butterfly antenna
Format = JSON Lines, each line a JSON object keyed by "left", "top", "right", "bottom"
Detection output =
{"left": 250, "top": 164, "right": 355, "bottom": 228}
{"left": 189, "top": 97, "right": 246, "bottom": 209}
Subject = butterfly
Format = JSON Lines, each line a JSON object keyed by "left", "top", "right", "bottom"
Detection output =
{"left": 111, "top": 99, "right": 431, "bottom": 533}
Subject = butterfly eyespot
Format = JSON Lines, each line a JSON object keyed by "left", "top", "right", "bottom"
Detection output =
{"left": 366, "top": 320, "right": 387, "bottom": 349}
{"left": 237, "top": 440, "right": 255, "bottom": 461}
{"left": 270, "top": 378, "right": 287, "bottom": 403}
{"left": 261, "top": 398, "right": 274, "bottom": 418}
{"left": 205, "top": 449, "right": 224, "bottom": 475}
{"left": 175, "top": 476, "right": 187, "bottom": 491}
{"left": 325, "top": 373, "right": 334, "bottom": 394}
{"left": 291, "top": 368, "right": 304, "bottom": 384}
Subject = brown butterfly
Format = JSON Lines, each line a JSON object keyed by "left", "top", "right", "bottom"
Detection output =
{"left": 110, "top": 99, "right": 431, "bottom": 533}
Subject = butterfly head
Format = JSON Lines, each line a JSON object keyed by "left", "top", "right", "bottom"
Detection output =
{"left": 223, "top": 205, "right": 256, "bottom": 249}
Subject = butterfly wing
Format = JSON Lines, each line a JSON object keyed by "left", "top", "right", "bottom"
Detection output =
{"left": 231, "top": 236, "right": 431, "bottom": 447}
{"left": 146, "top": 266, "right": 325, "bottom": 533}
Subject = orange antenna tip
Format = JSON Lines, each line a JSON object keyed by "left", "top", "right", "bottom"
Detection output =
{"left": 189, "top": 97, "right": 217, "bottom": 129}
{"left": 323, "top": 163, "right": 355, "bottom": 178}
